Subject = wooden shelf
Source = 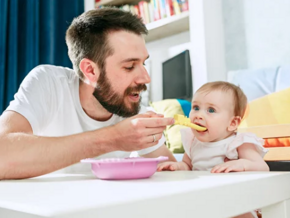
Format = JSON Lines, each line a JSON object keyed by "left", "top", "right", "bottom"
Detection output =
{"left": 145, "top": 11, "right": 189, "bottom": 42}
{"left": 238, "top": 124, "right": 290, "bottom": 138}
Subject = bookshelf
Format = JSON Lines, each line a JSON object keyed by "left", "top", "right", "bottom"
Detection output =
{"left": 145, "top": 10, "right": 189, "bottom": 42}
{"left": 85, "top": 0, "right": 190, "bottom": 42}
{"left": 95, "top": 0, "right": 140, "bottom": 7}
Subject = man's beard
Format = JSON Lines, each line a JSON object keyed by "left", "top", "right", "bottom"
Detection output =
{"left": 93, "top": 69, "right": 147, "bottom": 117}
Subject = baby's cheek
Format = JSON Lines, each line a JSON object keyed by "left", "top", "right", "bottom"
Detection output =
{"left": 189, "top": 111, "right": 194, "bottom": 121}
{"left": 209, "top": 119, "right": 220, "bottom": 127}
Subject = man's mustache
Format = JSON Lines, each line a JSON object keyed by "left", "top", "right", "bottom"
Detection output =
{"left": 125, "top": 84, "right": 147, "bottom": 95}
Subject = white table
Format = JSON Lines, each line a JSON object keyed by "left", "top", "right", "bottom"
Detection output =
{"left": 0, "top": 171, "right": 290, "bottom": 218}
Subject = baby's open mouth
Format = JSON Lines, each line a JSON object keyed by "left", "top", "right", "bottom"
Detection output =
{"left": 194, "top": 122, "right": 205, "bottom": 127}
{"left": 194, "top": 123, "right": 208, "bottom": 132}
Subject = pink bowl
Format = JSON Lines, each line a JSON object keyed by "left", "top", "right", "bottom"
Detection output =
{"left": 81, "top": 156, "right": 168, "bottom": 180}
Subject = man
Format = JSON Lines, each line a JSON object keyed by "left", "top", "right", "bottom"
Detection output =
{"left": 0, "top": 8, "right": 175, "bottom": 180}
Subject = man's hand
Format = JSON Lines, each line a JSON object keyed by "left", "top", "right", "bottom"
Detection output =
{"left": 110, "top": 112, "right": 174, "bottom": 152}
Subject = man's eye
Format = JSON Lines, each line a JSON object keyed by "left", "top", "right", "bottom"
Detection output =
{"left": 193, "top": 106, "right": 199, "bottom": 111}
{"left": 125, "top": 66, "right": 134, "bottom": 71}
{"left": 208, "top": 107, "right": 215, "bottom": 113}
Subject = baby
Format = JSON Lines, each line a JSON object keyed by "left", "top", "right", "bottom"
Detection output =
{"left": 158, "top": 81, "right": 269, "bottom": 218}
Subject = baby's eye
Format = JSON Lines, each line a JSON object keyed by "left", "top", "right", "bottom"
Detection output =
{"left": 193, "top": 106, "right": 199, "bottom": 111}
{"left": 208, "top": 107, "right": 215, "bottom": 113}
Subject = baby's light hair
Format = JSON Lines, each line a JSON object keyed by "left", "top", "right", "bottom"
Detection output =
{"left": 195, "top": 81, "right": 248, "bottom": 118}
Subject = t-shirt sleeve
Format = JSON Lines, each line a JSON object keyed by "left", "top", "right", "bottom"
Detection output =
{"left": 226, "top": 132, "right": 268, "bottom": 159}
{"left": 180, "top": 127, "right": 195, "bottom": 157}
{"left": 5, "top": 65, "right": 58, "bottom": 134}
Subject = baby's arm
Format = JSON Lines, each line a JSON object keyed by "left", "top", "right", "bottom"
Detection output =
{"left": 157, "top": 153, "right": 192, "bottom": 171}
{"left": 237, "top": 143, "right": 269, "bottom": 171}
{"left": 211, "top": 143, "right": 269, "bottom": 173}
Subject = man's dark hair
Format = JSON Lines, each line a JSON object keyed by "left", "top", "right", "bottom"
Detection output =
{"left": 65, "top": 8, "right": 148, "bottom": 79}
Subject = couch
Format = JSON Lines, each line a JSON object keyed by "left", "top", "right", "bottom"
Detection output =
{"left": 228, "top": 65, "right": 290, "bottom": 171}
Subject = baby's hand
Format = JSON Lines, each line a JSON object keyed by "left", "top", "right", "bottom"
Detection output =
{"left": 211, "top": 159, "right": 246, "bottom": 173}
{"left": 157, "top": 161, "right": 180, "bottom": 171}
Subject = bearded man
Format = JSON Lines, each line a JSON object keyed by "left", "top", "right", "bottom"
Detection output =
{"left": 0, "top": 8, "right": 175, "bottom": 180}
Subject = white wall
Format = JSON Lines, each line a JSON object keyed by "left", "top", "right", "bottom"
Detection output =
{"left": 189, "top": 0, "right": 226, "bottom": 89}
{"left": 146, "top": 31, "right": 191, "bottom": 102}
{"left": 223, "top": 0, "right": 290, "bottom": 72}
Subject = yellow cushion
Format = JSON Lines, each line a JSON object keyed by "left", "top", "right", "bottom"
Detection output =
{"left": 150, "top": 99, "right": 187, "bottom": 153}
{"left": 239, "top": 87, "right": 290, "bottom": 147}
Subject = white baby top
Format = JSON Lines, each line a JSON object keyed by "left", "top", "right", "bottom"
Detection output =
{"left": 6, "top": 65, "right": 165, "bottom": 173}
{"left": 180, "top": 128, "right": 268, "bottom": 171}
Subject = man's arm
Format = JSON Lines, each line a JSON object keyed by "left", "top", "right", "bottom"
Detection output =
{"left": 0, "top": 111, "right": 118, "bottom": 179}
{"left": 0, "top": 111, "right": 174, "bottom": 180}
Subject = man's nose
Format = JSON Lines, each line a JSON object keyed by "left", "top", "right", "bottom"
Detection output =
{"left": 135, "top": 65, "right": 151, "bottom": 84}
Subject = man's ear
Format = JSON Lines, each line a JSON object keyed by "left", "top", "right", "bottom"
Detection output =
{"left": 79, "top": 58, "right": 100, "bottom": 84}
{"left": 227, "top": 116, "right": 241, "bottom": 131}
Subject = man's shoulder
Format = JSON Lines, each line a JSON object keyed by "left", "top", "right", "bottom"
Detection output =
{"left": 29, "top": 65, "right": 76, "bottom": 81}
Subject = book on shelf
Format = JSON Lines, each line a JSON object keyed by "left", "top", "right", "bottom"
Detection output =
{"left": 95, "top": 0, "right": 189, "bottom": 25}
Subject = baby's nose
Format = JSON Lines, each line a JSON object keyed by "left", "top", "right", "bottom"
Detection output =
{"left": 196, "top": 115, "right": 203, "bottom": 120}
{"left": 195, "top": 112, "right": 204, "bottom": 120}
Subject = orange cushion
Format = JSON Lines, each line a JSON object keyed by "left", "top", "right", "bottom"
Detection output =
{"left": 264, "top": 137, "right": 290, "bottom": 148}
{"left": 238, "top": 87, "right": 290, "bottom": 147}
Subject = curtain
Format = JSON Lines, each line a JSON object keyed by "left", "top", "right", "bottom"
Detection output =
{"left": 0, "top": 0, "right": 84, "bottom": 113}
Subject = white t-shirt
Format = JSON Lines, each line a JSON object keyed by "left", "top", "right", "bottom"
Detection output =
{"left": 6, "top": 65, "right": 165, "bottom": 173}
{"left": 180, "top": 128, "right": 268, "bottom": 171}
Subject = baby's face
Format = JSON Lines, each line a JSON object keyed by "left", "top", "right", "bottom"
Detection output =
{"left": 189, "top": 90, "right": 236, "bottom": 142}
